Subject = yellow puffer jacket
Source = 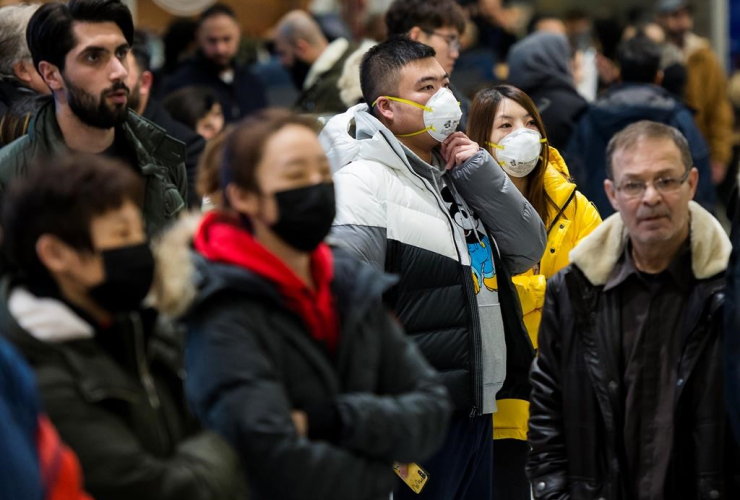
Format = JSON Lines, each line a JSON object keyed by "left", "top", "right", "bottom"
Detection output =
{"left": 494, "top": 147, "right": 602, "bottom": 440}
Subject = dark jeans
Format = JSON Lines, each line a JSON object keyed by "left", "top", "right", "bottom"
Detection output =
{"left": 492, "top": 438, "right": 531, "bottom": 500}
{"left": 394, "top": 413, "right": 493, "bottom": 500}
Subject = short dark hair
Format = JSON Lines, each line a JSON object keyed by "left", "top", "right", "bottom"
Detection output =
{"left": 617, "top": 33, "right": 661, "bottom": 84}
{"left": 26, "top": 0, "right": 134, "bottom": 73}
{"left": 130, "top": 30, "right": 151, "bottom": 73}
{"left": 385, "top": 0, "right": 466, "bottom": 37}
{"left": 2, "top": 154, "right": 141, "bottom": 282}
{"left": 199, "top": 3, "right": 236, "bottom": 25}
{"left": 162, "top": 86, "right": 221, "bottom": 131}
{"left": 222, "top": 109, "right": 319, "bottom": 196}
{"left": 606, "top": 121, "right": 692, "bottom": 179}
{"left": 360, "top": 37, "right": 436, "bottom": 113}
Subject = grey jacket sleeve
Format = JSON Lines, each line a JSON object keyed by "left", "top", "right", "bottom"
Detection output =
{"left": 329, "top": 165, "right": 387, "bottom": 270}
{"left": 448, "top": 149, "right": 546, "bottom": 274}
{"left": 335, "top": 310, "right": 452, "bottom": 463}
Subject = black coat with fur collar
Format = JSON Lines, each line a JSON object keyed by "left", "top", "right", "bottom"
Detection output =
{"left": 180, "top": 244, "right": 452, "bottom": 500}
{"left": 526, "top": 202, "right": 740, "bottom": 500}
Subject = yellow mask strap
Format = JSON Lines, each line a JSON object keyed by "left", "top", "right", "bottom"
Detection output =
{"left": 372, "top": 96, "right": 432, "bottom": 112}
{"left": 397, "top": 126, "right": 435, "bottom": 138}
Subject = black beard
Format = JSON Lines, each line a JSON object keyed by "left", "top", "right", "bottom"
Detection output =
{"left": 63, "top": 75, "right": 129, "bottom": 129}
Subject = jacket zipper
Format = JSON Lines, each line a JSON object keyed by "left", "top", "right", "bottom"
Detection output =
{"left": 130, "top": 313, "right": 161, "bottom": 410}
{"left": 380, "top": 136, "right": 484, "bottom": 415}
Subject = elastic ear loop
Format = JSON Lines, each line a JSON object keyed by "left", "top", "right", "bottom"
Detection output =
{"left": 372, "top": 96, "right": 435, "bottom": 137}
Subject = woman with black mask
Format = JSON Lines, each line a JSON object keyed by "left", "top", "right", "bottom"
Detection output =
{"left": 151, "top": 108, "right": 452, "bottom": 500}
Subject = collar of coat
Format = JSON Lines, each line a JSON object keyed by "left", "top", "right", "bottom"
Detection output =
{"left": 303, "top": 38, "right": 349, "bottom": 90}
{"left": 569, "top": 201, "right": 730, "bottom": 286}
{"left": 27, "top": 98, "right": 184, "bottom": 174}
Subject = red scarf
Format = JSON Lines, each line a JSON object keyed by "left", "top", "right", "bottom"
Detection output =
{"left": 194, "top": 212, "right": 340, "bottom": 354}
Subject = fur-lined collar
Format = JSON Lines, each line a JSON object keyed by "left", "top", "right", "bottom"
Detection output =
{"left": 149, "top": 213, "right": 202, "bottom": 318}
{"left": 569, "top": 201, "right": 730, "bottom": 286}
{"left": 304, "top": 38, "right": 349, "bottom": 90}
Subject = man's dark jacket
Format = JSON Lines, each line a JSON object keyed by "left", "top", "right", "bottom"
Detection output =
{"left": 162, "top": 53, "right": 267, "bottom": 123}
{"left": 0, "top": 99, "right": 188, "bottom": 237}
{"left": 527, "top": 203, "right": 740, "bottom": 500}
{"left": 143, "top": 98, "right": 205, "bottom": 207}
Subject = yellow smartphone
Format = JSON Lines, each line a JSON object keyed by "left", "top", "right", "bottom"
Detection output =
{"left": 392, "top": 463, "right": 430, "bottom": 494}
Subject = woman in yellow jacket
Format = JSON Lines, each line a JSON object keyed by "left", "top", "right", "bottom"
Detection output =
{"left": 468, "top": 84, "right": 602, "bottom": 499}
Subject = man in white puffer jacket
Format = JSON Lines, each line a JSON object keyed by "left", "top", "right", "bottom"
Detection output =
{"left": 320, "top": 38, "right": 546, "bottom": 500}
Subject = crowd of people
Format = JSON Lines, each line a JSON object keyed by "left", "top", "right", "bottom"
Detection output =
{"left": 0, "top": 0, "right": 739, "bottom": 499}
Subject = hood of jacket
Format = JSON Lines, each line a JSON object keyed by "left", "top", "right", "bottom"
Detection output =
{"left": 570, "top": 201, "right": 730, "bottom": 286}
{"left": 586, "top": 83, "right": 681, "bottom": 138}
{"left": 6, "top": 287, "right": 94, "bottom": 343}
{"left": 150, "top": 213, "right": 396, "bottom": 320}
{"left": 320, "top": 102, "right": 443, "bottom": 182}
{"left": 507, "top": 32, "right": 575, "bottom": 93}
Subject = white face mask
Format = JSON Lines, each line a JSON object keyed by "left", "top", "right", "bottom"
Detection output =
{"left": 488, "top": 128, "right": 547, "bottom": 177}
{"left": 373, "top": 87, "right": 463, "bottom": 142}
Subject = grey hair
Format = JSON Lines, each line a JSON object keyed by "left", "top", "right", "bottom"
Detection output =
{"left": 0, "top": 4, "right": 40, "bottom": 79}
{"left": 606, "top": 120, "right": 693, "bottom": 179}
{"left": 276, "top": 10, "right": 326, "bottom": 47}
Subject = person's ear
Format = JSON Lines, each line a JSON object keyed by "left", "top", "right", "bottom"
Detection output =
{"left": 374, "top": 97, "right": 395, "bottom": 122}
{"left": 225, "top": 183, "right": 260, "bottom": 217}
{"left": 604, "top": 178, "right": 620, "bottom": 213}
{"left": 140, "top": 70, "right": 154, "bottom": 96}
{"left": 293, "top": 39, "right": 312, "bottom": 61}
{"left": 408, "top": 26, "right": 424, "bottom": 42}
{"left": 36, "top": 234, "right": 77, "bottom": 275}
{"left": 38, "top": 61, "right": 63, "bottom": 91}
{"left": 655, "top": 69, "right": 664, "bottom": 86}
{"left": 687, "top": 166, "right": 698, "bottom": 200}
{"left": 12, "top": 59, "right": 34, "bottom": 85}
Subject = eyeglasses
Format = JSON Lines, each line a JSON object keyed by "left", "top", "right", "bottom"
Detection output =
{"left": 422, "top": 30, "right": 461, "bottom": 51}
{"left": 615, "top": 170, "right": 690, "bottom": 198}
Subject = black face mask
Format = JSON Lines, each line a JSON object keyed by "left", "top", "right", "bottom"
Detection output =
{"left": 264, "top": 183, "right": 336, "bottom": 253}
{"left": 88, "top": 243, "right": 155, "bottom": 314}
{"left": 288, "top": 59, "right": 312, "bottom": 90}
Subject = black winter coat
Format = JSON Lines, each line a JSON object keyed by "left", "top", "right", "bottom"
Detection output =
{"left": 0, "top": 281, "right": 247, "bottom": 500}
{"left": 161, "top": 53, "right": 267, "bottom": 123}
{"left": 143, "top": 98, "right": 206, "bottom": 207}
{"left": 528, "top": 263, "right": 739, "bottom": 500}
{"left": 184, "top": 248, "right": 452, "bottom": 500}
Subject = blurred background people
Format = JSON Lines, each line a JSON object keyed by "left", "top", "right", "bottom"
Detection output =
{"left": 0, "top": 3, "right": 49, "bottom": 121}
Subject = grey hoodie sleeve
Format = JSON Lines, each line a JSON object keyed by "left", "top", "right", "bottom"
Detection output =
{"left": 448, "top": 149, "right": 546, "bottom": 274}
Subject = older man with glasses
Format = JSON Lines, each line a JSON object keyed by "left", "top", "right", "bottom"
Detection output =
{"left": 385, "top": 0, "right": 470, "bottom": 130}
{"left": 527, "top": 120, "right": 739, "bottom": 500}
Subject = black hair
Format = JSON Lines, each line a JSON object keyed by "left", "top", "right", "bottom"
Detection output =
{"left": 360, "top": 37, "right": 436, "bottom": 114}
{"left": 385, "top": 0, "right": 466, "bottom": 37}
{"left": 199, "top": 3, "right": 237, "bottom": 25}
{"left": 617, "top": 33, "right": 661, "bottom": 84}
{"left": 26, "top": 0, "right": 134, "bottom": 73}
{"left": 130, "top": 30, "right": 151, "bottom": 73}
{"left": 162, "top": 18, "right": 198, "bottom": 73}
{"left": 162, "top": 85, "right": 221, "bottom": 131}
{"left": 2, "top": 153, "right": 140, "bottom": 284}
